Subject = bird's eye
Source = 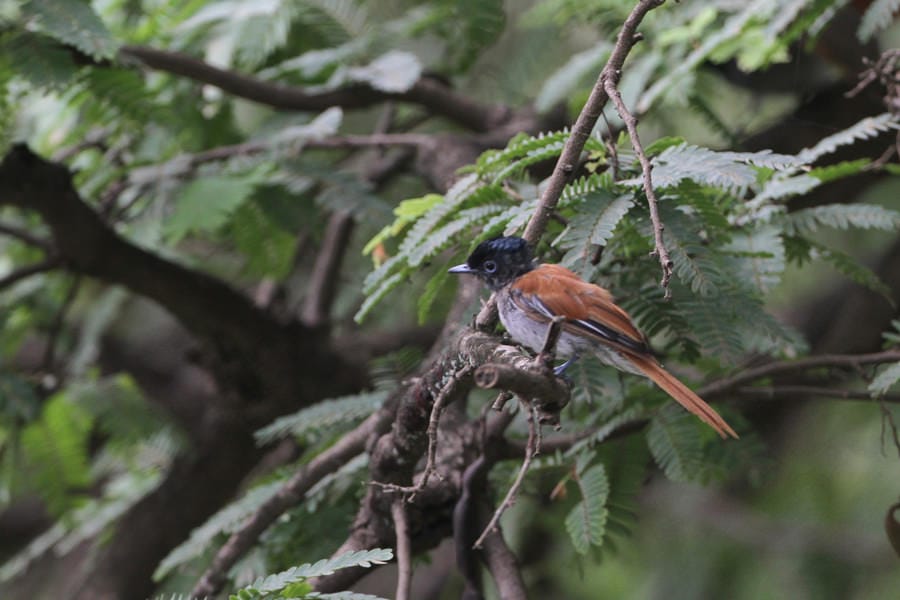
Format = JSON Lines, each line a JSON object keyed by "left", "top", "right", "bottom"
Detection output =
{"left": 483, "top": 260, "right": 497, "bottom": 273}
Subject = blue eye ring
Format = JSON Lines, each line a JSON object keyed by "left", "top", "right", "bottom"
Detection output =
{"left": 483, "top": 260, "right": 498, "bottom": 273}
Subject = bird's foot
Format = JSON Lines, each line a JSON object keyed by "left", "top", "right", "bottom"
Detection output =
{"left": 553, "top": 355, "right": 580, "bottom": 378}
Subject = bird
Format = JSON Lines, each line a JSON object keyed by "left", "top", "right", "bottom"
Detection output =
{"left": 448, "top": 236, "right": 738, "bottom": 439}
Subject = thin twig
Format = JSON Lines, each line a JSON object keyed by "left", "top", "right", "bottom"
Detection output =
{"left": 0, "top": 257, "right": 61, "bottom": 292}
{"left": 473, "top": 402, "right": 541, "bottom": 549}
{"left": 734, "top": 385, "right": 900, "bottom": 404}
{"left": 700, "top": 350, "right": 900, "bottom": 398}
{"left": 604, "top": 73, "right": 673, "bottom": 295}
{"left": 376, "top": 364, "right": 474, "bottom": 497}
{"left": 391, "top": 499, "right": 413, "bottom": 600}
{"left": 51, "top": 127, "right": 111, "bottom": 162}
{"left": 0, "top": 222, "right": 54, "bottom": 253}
{"left": 879, "top": 399, "right": 900, "bottom": 458}
{"left": 42, "top": 275, "right": 82, "bottom": 377}
{"left": 128, "top": 133, "right": 433, "bottom": 187}
{"left": 301, "top": 210, "right": 355, "bottom": 327}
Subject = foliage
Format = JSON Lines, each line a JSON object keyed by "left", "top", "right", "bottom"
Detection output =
{"left": 1, "top": 0, "right": 899, "bottom": 598}
{"left": 254, "top": 391, "right": 386, "bottom": 446}
{"left": 564, "top": 453, "right": 610, "bottom": 554}
{"left": 230, "top": 549, "right": 392, "bottom": 600}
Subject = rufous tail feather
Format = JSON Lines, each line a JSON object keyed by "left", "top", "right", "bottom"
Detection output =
{"left": 629, "top": 355, "right": 738, "bottom": 439}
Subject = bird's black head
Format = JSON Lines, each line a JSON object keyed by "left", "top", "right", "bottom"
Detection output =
{"left": 448, "top": 236, "right": 535, "bottom": 290}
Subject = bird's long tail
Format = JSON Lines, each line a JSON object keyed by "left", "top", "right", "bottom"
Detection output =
{"left": 629, "top": 355, "right": 738, "bottom": 439}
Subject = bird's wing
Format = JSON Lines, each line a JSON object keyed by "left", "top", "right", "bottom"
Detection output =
{"left": 511, "top": 264, "right": 738, "bottom": 439}
{"left": 510, "top": 264, "right": 650, "bottom": 355}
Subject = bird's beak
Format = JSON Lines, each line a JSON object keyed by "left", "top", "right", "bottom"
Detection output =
{"left": 448, "top": 263, "right": 476, "bottom": 275}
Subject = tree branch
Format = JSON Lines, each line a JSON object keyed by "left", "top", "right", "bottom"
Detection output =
{"left": 700, "top": 350, "right": 900, "bottom": 398}
{"left": 479, "top": 521, "right": 528, "bottom": 600}
{"left": 391, "top": 499, "right": 413, "bottom": 600}
{"left": 301, "top": 210, "right": 355, "bottom": 327}
{"left": 127, "top": 133, "right": 432, "bottom": 187}
{"left": 735, "top": 385, "right": 900, "bottom": 404}
{"left": 119, "top": 45, "right": 508, "bottom": 132}
{"left": 0, "top": 144, "right": 365, "bottom": 414}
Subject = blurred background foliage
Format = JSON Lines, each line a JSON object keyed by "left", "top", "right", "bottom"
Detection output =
{"left": 0, "top": 0, "right": 899, "bottom": 598}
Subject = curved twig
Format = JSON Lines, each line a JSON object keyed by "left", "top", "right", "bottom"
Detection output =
{"left": 0, "top": 257, "right": 61, "bottom": 292}
{"left": 473, "top": 401, "right": 541, "bottom": 549}
{"left": 604, "top": 70, "right": 673, "bottom": 295}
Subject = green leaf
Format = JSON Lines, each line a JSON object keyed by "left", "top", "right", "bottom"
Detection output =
{"left": 363, "top": 194, "right": 444, "bottom": 256}
{"left": 646, "top": 405, "right": 704, "bottom": 483}
{"left": 858, "top": 0, "right": 900, "bottom": 41}
{"left": 417, "top": 266, "right": 451, "bottom": 325}
{"left": 556, "top": 192, "right": 634, "bottom": 273}
{"left": 0, "top": 31, "right": 80, "bottom": 90}
{"left": 870, "top": 362, "right": 900, "bottom": 397}
{"left": 254, "top": 391, "right": 387, "bottom": 446}
{"left": 813, "top": 244, "right": 895, "bottom": 305}
{"left": 808, "top": 158, "right": 871, "bottom": 183}
{"left": 355, "top": 270, "right": 406, "bottom": 323}
{"left": 797, "top": 113, "right": 900, "bottom": 164}
{"left": 166, "top": 171, "right": 267, "bottom": 242}
{"left": 446, "top": 0, "right": 506, "bottom": 72}
{"left": 155, "top": 480, "right": 284, "bottom": 580}
{"left": 348, "top": 50, "right": 423, "bottom": 92}
{"left": 626, "top": 144, "right": 796, "bottom": 195}
{"left": 235, "top": 548, "right": 393, "bottom": 596}
{"left": 638, "top": 0, "right": 771, "bottom": 111}
{"left": 229, "top": 201, "right": 296, "bottom": 279}
{"left": 476, "top": 130, "right": 570, "bottom": 177}
{"left": 783, "top": 204, "right": 900, "bottom": 236}
{"left": 535, "top": 42, "right": 611, "bottom": 112}
{"left": 22, "top": 0, "right": 119, "bottom": 60}
{"left": 20, "top": 394, "right": 93, "bottom": 515}
{"left": 564, "top": 463, "right": 609, "bottom": 554}
{"left": 724, "top": 226, "right": 785, "bottom": 293}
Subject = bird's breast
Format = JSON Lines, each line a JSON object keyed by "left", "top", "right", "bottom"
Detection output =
{"left": 497, "top": 288, "right": 579, "bottom": 357}
{"left": 496, "top": 288, "right": 645, "bottom": 375}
